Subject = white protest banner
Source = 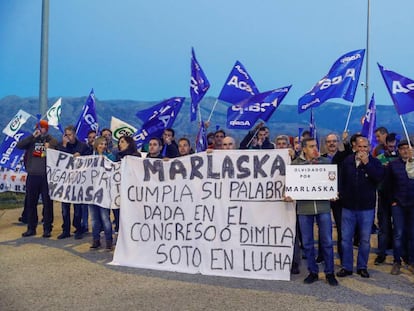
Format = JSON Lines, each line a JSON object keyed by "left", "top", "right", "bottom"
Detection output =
{"left": 2, "top": 109, "right": 32, "bottom": 138}
{"left": 46, "top": 149, "right": 120, "bottom": 209}
{"left": 111, "top": 149, "right": 296, "bottom": 281}
{"left": 0, "top": 170, "right": 27, "bottom": 193}
{"left": 285, "top": 164, "right": 337, "bottom": 200}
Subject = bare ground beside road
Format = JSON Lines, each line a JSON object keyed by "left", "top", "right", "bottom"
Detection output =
{"left": 1, "top": 205, "right": 414, "bottom": 311}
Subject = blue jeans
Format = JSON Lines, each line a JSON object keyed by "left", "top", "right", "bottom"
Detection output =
{"left": 299, "top": 212, "right": 334, "bottom": 274}
{"left": 392, "top": 205, "right": 414, "bottom": 264}
{"left": 89, "top": 204, "right": 112, "bottom": 241}
{"left": 61, "top": 202, "right": 82, "bottom": 234}
{"left": 81, "top": 204, "right": 89, "bottom": 232}
{"left": 341, "top": 208, "right": 375, "bottom": 271}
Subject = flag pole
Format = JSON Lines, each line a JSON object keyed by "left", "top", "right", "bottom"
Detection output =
{"left": 399, "top": 115, "right": 412, "bottom": 148}
{"left": 207, "top": 99, "right": 218, "bottom": 122}
{"left": 343, "top": 102, "right": 354, "bottom": 133}
{"left": 197, "top": 104, "right": 202, "bottom": 123}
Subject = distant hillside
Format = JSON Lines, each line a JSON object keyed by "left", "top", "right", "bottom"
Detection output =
{"left": 1, "top": 95, "right": 413, "bottom": 143}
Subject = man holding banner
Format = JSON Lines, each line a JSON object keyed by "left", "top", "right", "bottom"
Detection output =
{"left": 17, "top": 120, "right": 58, "bottom": 238}
{"left": 288, "top": 137, "right": 338, "bottom": 286}
{"left": 56, "top": 125, "right": 89, "bottom": 240}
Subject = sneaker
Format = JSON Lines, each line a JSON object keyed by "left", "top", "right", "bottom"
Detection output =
{"left": 336, "top": 268, "right": 353, "bottom": 277}
{"left": 390, "top": 262, "right": 401, "bottom": 275}
{"left": 356, "top": 269, "right": 370, "bottom": 278}
{"left": 304, "top": 272, "right": 318, "bottom": 284}
{"left": 57, "top": 232, "right": 71, "bottom": 240}
{"left": 407, "top": 264, "right": 414, "bottom": 275}
{"left": 105, "top": 240, "right": 113, "bottom": 251}
{"left": 90, "top": 240, "right": 101, "bottom": 249}
{"left": 374, "top": 255, "right": 386, "bottom": 265}
{"left": 316, "top": 255, "right": 324, "bottom": 264}
{"left": 22, "top": 229, "right": 36, "bottom": 237}
{"left": 42, "top": 231, "right": 52, "bottom": 238}
{"left": 291, "top": 262, "right": 300, "bottom": 275}
{"left": 326, "top": 273, "right": 338, "bottom": 286}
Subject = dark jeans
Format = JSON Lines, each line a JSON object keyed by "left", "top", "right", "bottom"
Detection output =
{"left": 377, "top": 193, "right": 393, "bottom": 256}
{"left": 25, "top": 174, "right": 53, "bottom": 232}
{"left": 61, "top": 202, "right": 82, "bottom": 234}
{"left": 392, "top": 205, "right": 414, "bottom": 264}
{"left": 299, "top": 213, "right": 335, "bottom": 274}
{"left": 112, "top": 209, "right": 120, "bottom": 232}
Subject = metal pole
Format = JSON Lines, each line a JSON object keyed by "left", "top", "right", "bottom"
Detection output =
{"left": 365, "top": 0, "right": 370, "bottom": 111}
{"left": 39, "top": 0, "right": 49, "bottom": 115}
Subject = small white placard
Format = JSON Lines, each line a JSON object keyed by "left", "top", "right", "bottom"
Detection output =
{"left": 285, "top": 164, "right": 338, "bottom": 200}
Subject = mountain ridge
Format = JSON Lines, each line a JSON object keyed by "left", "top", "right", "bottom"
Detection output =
{"left": 1, "top": 96, "right": 412, "bottom": 143}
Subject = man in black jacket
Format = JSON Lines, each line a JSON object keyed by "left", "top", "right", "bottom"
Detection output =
{"left": 56, "top": 125, "right": 89, "bottom": 239}
{"left": 337, "top": 137, "right": 384, "bottom": 278}
{"left": 387, "top": 139, "right": 414, "bottom": 275}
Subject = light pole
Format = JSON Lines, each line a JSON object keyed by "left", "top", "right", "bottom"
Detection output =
{"left": 39, "top": 0, "right": 49, "bottom": 115}
{"left": 364, "top": 0, "right": 370, "bottom": 111}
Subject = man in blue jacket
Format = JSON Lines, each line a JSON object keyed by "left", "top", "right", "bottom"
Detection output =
{"left": 337, "top": 137, "right": 384, "bottom": 278}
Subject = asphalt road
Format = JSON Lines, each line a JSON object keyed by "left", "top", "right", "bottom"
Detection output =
{"left": 1, "top": 205, "right": 414, "bottom": 311}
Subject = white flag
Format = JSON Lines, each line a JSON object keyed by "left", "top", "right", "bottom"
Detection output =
{"left": 46, "top": 98, "right": 62, "bottom": 128}
{"left": 110, "top": 116, "right": 137, "bottom": 141}
{"left": 2, "top": 109, "right": 32, "bottom": 137}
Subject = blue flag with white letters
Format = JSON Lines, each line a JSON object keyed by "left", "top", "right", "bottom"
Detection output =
{"left": 298, "top": 49, "right": 365, "bottom": 113}
{"left": 75, "top": 89, "right": 99, "bottom": 143}
{"left": 133, "top": 97, "right": 185, "bottom": 149}
{"left": 226, "top": 86, "right": 291, "bottom": 129}
{"left": 190, "top": 48, "right": 210, "bottom": 122}
{"left": 195, "top": 120, "right": 208, "bottom": 152}
{"left": 218, "top": 61, "right": 259, "bottom": 104}
{"left": 378, "top": 63, "right": 414, "bottom": 115}
{"left": 361, "top": 94, "right": 377, "bottom": 145}
{"left": 0, "top": 130, "right": 31, "bottom": 170}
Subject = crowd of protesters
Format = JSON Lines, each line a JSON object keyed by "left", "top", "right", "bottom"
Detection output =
{"left": 14, "top": 119, "right": 414, "bottom": 286}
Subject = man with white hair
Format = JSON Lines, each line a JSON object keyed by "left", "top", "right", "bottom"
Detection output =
{"left": 222, "top": 136, "right": 236, "bottom": 150}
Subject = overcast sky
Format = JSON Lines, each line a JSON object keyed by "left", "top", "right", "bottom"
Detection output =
{"left": 1, "top": 0, "right": 413, "bottom": 109}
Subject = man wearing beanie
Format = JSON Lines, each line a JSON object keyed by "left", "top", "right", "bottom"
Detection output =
{"left": 17, "top": 119, "right": 58, "bottom": 238}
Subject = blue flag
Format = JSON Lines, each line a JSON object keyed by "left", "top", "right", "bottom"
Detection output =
{"left": 75, "top": 89, "right": 99, "bottom": 143}
{"left": 0, "top": 130, "right": 31, "bottom": 170}
{"left": 226, "top": 86, "right": 291, "bottom": 129}
{"left": 195, "top": 120, "right": 208, "bottom": 152}
{"left": 298, "top": 49, "right": 365, "bottom": 113}
{"left": 133, "top": 97, "right": 185, "bottom": 148}
{"left": 361, "top": 94, "right": 377, "bottom": 146}
{"left": 378, "top": 63, "right": 414, "bottom": 115}
{"left": 218, "top": 61, "right": 259, "bottom": 104}
{"left": 190, "top": 48, "right": 210, "bottom": 122}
